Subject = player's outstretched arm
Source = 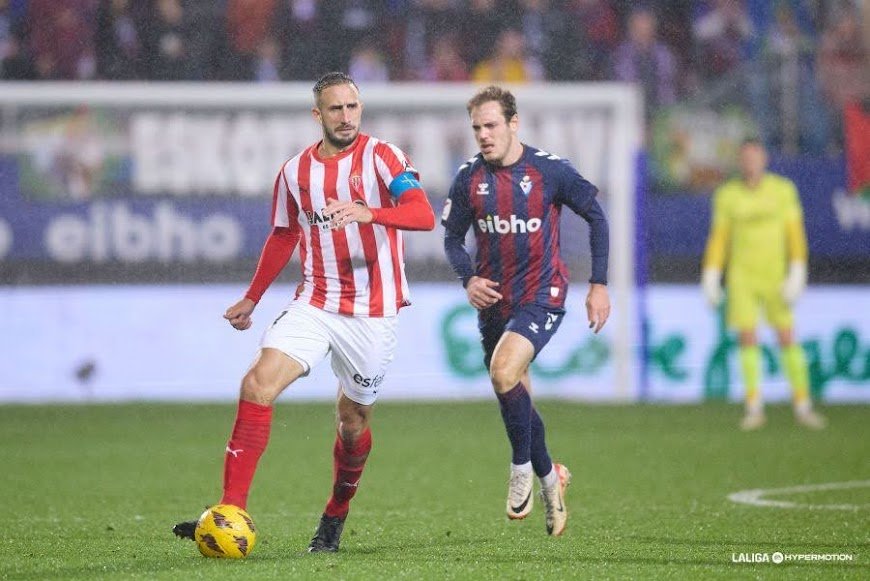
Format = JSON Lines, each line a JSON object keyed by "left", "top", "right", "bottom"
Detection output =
{"left": 586, "top": 283, "right": 610, "bottom": 334}
{"left": 225, "top": 226, "right": 300, "bottom": 330}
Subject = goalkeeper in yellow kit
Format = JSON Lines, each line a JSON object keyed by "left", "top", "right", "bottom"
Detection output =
{"left": 702, "top": 139, "right": 826, "bottom": 430}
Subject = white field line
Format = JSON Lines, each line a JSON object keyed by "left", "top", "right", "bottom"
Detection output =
{"left": 728, "top": 480, "right": 870, "bottom": 510}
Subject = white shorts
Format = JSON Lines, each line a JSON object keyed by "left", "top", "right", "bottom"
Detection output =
{"left": 260, "top": 301, "right": 398, "bottom": 405}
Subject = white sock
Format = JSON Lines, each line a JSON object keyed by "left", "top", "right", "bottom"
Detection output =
{"left": 540, "top": 466, "right": 558, "bottom": 488}
{"left": 511, "top": 461, "right": 532, "bottom": 475}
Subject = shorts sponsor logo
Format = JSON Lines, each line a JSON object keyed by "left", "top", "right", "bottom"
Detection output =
{"left": 353, "top": 372, "right": 384, "bottom": 389}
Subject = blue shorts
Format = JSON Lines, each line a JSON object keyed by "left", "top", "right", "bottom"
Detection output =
{"left": 479, "top": 303, "right": 566, "bottom": 369}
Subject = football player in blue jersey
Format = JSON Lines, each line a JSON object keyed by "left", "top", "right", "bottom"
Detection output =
{"left": 442, "top": 86, "right": 610, "bottom": 536}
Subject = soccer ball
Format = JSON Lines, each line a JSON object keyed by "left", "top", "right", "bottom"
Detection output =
{"left": 194, "top": 504, "right": 257, "bottom": 559}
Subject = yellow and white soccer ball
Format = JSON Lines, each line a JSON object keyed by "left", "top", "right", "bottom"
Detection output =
{"left": 195, "top": 504, "right": 257, "bottom": 559}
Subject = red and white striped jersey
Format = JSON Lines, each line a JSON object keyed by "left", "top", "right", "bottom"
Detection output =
{"left": 271, "top": 133, "right": 417, "bottom": 317}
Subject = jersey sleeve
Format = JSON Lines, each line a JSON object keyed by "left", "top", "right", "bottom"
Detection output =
{"left": 703, "top": 185, "right": 731, "bottom": 270}
{"left": 783, "top": 180, "right": 808, "bottom": 262}
{"left": 244, "top": 226, "right": 300, "bottom": 304}
{"left": 374, "top": 141, "right": 420, "bottom": 196}
{"left": 270, "top": 166, "right": 300, "bottom": 227}
{"left": 441, "top": 168, "right": 474, "bottom": 235}
{"left": 554, "top": 160, "right": 609, "bottom": 284}
{"left": 555, "top": 159, "right": 600, "bottom": 214}
{"left": 441, "top": 168, "right": 477, "bottom": 285}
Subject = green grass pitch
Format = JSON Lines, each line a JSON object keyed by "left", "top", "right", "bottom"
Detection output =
{"left": 1, "top": 402, "right": 867, "bottom": 580}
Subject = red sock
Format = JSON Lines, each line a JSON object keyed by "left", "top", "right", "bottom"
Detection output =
{"left": 324, "top": 428, "right": 372, "bottom": 519}
{"left": 220, "top": 400, "right": 273, "bottom": 509}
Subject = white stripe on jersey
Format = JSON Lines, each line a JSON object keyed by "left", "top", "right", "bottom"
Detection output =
{"left": 272, "top": 162, "right": 291, "bottom": 228}
{"left": 365, "top": 141, "right": 398, "bottom": 313}
{"left": 282, "top": 155, "right": 316, "bottom": 304}
{"left": 311, "top": 157, "right": 343, "bottom": 313}
{"left": 384, "top": 142, "right": 415, "bottom": 175}
{"left": 333, "top": 147, "right": 370, "bottom": 317}
{"left": 375, "top": 150, "right": 402, "bottom": 189}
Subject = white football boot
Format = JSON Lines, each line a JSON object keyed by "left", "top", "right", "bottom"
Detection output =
{"left": 795, "top": 409, "right": 827, "bottom": 430}
{"left": 540, "top": 463, "right": 571, "bottom": 536}
{"left": 740, "top": 412, "right": 767, "bottom": 431}
{"left": 506, "top": 465, "right": 534, "bottom": 520}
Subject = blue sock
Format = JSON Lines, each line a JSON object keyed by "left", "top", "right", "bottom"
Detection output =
{"left": 496, "top": 383, "right": 532, "bottom": 465}
{"left": 530, "top": 406, "right": 553, "bottom": 477}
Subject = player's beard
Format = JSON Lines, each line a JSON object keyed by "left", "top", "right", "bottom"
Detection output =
{"left": 324, "top": 123, "right": 358, "bottom": 150}
{"left": 481, "top": 143, "right": 507, "bottom": 166}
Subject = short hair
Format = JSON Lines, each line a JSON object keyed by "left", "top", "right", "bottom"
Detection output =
{"left": 312, "top": 72, "right": 359, "bottom": 101}
{"left": 466, "top": 86, "right": 518, "bottom": 123}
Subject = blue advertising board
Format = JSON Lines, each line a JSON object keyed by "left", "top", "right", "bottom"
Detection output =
{"left": 647, "top": 155, "right": 870, "bottom": 260}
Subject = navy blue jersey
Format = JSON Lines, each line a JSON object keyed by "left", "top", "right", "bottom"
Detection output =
{"left": 442, "top": 144, "right": 608, "bottom": 317}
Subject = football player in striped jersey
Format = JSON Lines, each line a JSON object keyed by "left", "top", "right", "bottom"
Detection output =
{"left": 443, "top": 86, "right": 610, "bottom": 536}
{"left": 173, "top": 72, "right": 435, "bottom": 553}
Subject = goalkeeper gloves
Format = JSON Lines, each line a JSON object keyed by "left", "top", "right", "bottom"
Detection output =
{"left": 782, "top": 261, "right": 807, "bottom": 303}
{"left": 701, "top": 268, "right": 723, "bottom": 307}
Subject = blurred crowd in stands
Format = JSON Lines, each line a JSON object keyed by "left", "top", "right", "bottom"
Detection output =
{"left": 0, "top": 0, "right": 867, "bottom": 154}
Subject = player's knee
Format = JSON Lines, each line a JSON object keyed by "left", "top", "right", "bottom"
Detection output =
{"left": 239, "top": 371, "right": 274, "bottom": 406}
{"left": 490, "top": 364, "right": 520, "bottom": 394}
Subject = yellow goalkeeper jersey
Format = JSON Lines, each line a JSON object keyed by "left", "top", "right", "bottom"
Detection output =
{"left": 703, "top": 172, "right": 807, "bottom": 281}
